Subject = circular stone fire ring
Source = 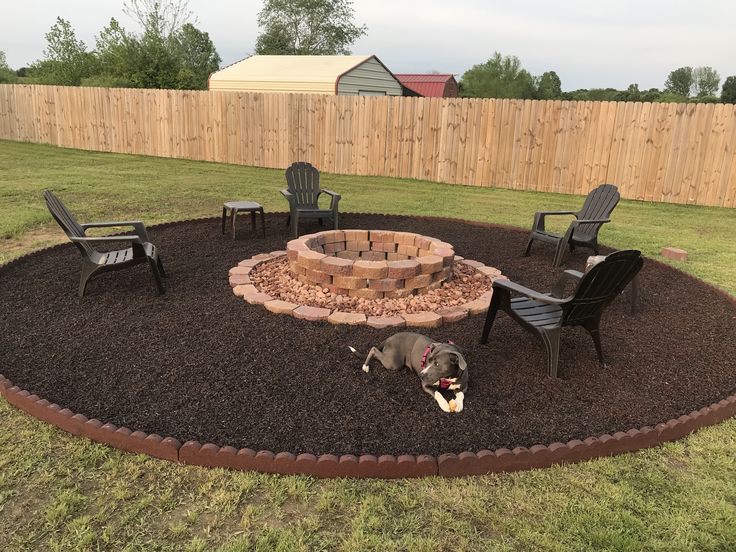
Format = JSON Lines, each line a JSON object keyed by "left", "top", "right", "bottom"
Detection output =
{"left": 228, "top": 230, "right": 504, "bottom": 327}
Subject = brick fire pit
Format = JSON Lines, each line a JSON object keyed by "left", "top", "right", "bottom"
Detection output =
{"left": 286, "top": 230, "right": 455, "bottom": 299}
{"left": 229, "top": 229, "right": 503, "bottom": 328}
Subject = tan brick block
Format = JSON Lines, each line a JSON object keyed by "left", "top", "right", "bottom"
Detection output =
{"left": 349, "top": 288, "right": 384, "bottom": 299}
{"left": 269, "top": 250, "right": 286, "bottom": 258}
{"left": 300, "top": 233, "right": 325, "bottom": 246}
{"left": 417, "top": 249, "right": 435, "bottom": 257}
{"left": 402, "top": 312, "right": 442, "bottom": 328}
{"left": 416, "top": 255, "right": 443, "bottom": 274}
{"left": 336, "top": 250, "right": 360, "bottom": 260}
{"left": 320, "top": 256, "right": 353, "bottom": 275}
{"left": 352, "top": 260, "right": 388, "bottom": 279}
{"left": 437, "top": 306, "right": 469, "bottom": 323}
{"left": 462, "top": 259, "right": 485, "bottom": 268}
{"left": 324, "top": 242, "right": 346, "bottom": 254}
{"left": 366, "top": 316, "right": 406, "bottom": 329}
{"left": 661, "top": 247, "right": 687, "bottom": 261}
{"left": 343, "top": 229, "right": 369, "bottom": 241}
{"left": 384, "top": 288, "right": 414, "bottom": 299}
{"left": 229, "top": 275, "right": 252, "bottom": 288}
{"left": 394, "top": 232, "right": 419, "bottom": 246}
{"left": 290, "top": 263, "right": 307, "bottom": 276}
{"left": 386, "top": 253, "right": 409, "bottom": 261}
{"left": 347, "top": 240, "right": 371, "bottom": 252}
{"left": 297, "top": 250, "right": 326, "bottom": 270}
{"left": 434, "top": 248, "right": 455, "bottom": 266}
{"left": 360, "top": 251, "right": 387, "bottom": 261}
{"left": 387, "top": 260, "right": 420, "bottom": 279}
{"left": 433, "top": 266, "right": 453, "bottom": 282}
{"left": 232, "top": 284, "right": 251, "bottom": 297}
{"left": 414, "top": 236, "right": 432, "bottom": 249}
{"left": 462, "top": 297, "right": 491, "bottom": 315}
{"left": 244, "top": 291, "right": 273, "bottom": 305}
{"left": 325, "top": 284, "right": 350, "bottom": 295}
{"left": 429, "top": 240, "right": 453, "bottom": 251}
{"left": 405, "top": 273, "right": 433, "bottom": 289}
{"left": 369, "top": 230, "right": 395, "bottom": 243}
{"left": 368, "top": 278, "right": 403, "bottom": 292}
{"left": 321, "top": 230, "right": 346, "bottom": 244}
{"left": 477, "top": 266, "right": 502, "bottom": 278}
{"left": 328, "top": 311, "right": 367, "bottom": 325}
{"left": 397, "top": 244, "right": 419, "bottom": 257}
{"left": 305, "top": 268, "right": 332, "bottom": 284}
{"left": 238, "top": 258, "right": 261, "bottom": 268}
{"left": 375, "top": 242, "right": 397, "bottom": 253}
{"left": 229, "top": 265, "right": 252, "bottom": 276}
{"left": 292, "top": 305, "right": 331, "bottom": 321}
{"left": 333, "top": 275, "right": 368, "bottom": 290}
{"left": 264, "top": 300, "right": 298, "bottom": 314}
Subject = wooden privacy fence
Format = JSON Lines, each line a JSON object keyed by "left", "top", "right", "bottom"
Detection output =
{"left": 1, "top": 84, "right": 735, "bottom": 207}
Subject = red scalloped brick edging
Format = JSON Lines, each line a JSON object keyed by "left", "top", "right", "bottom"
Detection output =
{"left": 2, "top": 215, "right": 736, "bottom": 477}
{"left": 2, "top": 372, "right": 735, "bottom": 478}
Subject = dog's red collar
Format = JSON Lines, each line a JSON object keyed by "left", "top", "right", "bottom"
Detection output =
{"left": 420, "top": 341, "right": 455, "bottom": 389}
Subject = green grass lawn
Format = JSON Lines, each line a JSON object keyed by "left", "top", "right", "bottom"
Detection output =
{"left": 1, "top": 140, "right": 735, "bottom": 551}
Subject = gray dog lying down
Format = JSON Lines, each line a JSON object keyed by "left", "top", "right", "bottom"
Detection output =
{"left": 349, "top": 332, "right": 468, "bottom": 413}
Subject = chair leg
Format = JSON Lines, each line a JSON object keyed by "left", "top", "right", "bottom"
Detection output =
{"left": 553, "top": 240, "right": 567, "bottom": 267}
{"left": 333, "top": 211, "right": 339, "bottom": 230}
{"left": 78, "top": 264, "right": 97, "bottom": 298}
{"left": 221, "top": 207, "right": 227, "bottom": 235}
{"left": 523, "top": 234, "right": 534, "bottom": 257}
{"left": 250, "top": 210, "right": 256, "bottom": 232}
{"left": 583, "top": 319, "right": 606, "bottom": 367}
{"left": 540, "top": 327, "right": 561, "bottom": 378}
{"left": 148, "top": 257, "right": 166, "bottom": 295}
{"left": 157, "top": 256, "right": 167, "bottom": 278}
{"left": 292, "top": 212, "right": 299, "bottom": 238}
{"left": 480, "top": 290, "right": 503, "bottom": 344}
{"left": 260, "top": 208, "right": 265, "bottom": 238}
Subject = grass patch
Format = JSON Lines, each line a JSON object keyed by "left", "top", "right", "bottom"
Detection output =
{"left": 0, "top": 140, "right": 735, "bottom": 550}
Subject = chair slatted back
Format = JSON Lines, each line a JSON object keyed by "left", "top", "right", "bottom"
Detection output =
{"left": 285, "top": 162, "right": 321, "bottom": 209}
{"left": 562, "top": 250, "right": 642, "bottom": 326}
{"left": 44, "top": 190, "right": 94, "bottom": 256}
{"left": 574, "top": 184, "right": 620, "bottom": 240}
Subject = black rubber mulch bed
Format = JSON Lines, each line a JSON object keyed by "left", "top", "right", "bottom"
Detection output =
{"left": 2, "top": 213, "right": 735, "bottom": 457}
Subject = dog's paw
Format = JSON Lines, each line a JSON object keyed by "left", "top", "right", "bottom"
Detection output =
{"left": 362, "top": 365, "right": 370, "bottom": 373}
{"left": 454, "top": 400, "right": 463, "bottom": 413}
{"left": 448, "top": 399, "right": 457, "bottom": 413}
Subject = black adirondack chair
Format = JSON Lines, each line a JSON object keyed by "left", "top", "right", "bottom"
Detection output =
{"left": 44, "top": 190, "right": 165, "bottom": 297}
{"left": 524, "top": 184, "right": 620, "bottom": 266}
{"left": 481, "top": 250, "right": 643, "bottom": 378}
{"left": 281, "top": 162, "right": 341, "bottom": 238}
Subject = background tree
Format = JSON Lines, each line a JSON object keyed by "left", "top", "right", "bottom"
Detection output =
{"left": 460, "top": 52, "right": 536, "bottom": 99}
{"left": 31, "top": 17, "right": 98, "bottom": 85}
{"left": 123, "top": 0, "right": 193, "bottom": 39}
{"left": 722, "top": 76, "right": 736, "bottom": 104}
{"left": 0, "top": 51, "right": 17, "bottom": 83}
{"left": 255, "top": 0, "right": 367, "bottom": 55}
{"left": 536, "top": 70, "right": 561, "bottom": 99}
{"left": 692, "top": 66, "right": 720, "bottom": 97}
{"left": 664, "top": 66, "right": 693, "bottom": 97}
{"left": 173, "top": 23, "right": 220, "bottom": 88}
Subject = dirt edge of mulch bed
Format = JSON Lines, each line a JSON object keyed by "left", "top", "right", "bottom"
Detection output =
{"left": 1, "top": 214, "right": 736, "bottom": 479}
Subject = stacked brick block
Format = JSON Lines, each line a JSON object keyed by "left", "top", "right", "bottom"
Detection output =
{"left": 286, "top": 230, "right": 455, "bottom": 299}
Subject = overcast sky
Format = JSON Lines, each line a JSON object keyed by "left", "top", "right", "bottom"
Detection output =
{"left": 2, "top": 0, "right": 734, "bottom": 91}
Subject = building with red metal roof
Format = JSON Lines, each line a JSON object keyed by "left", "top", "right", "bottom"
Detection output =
{"left": 394, "top": 74, "right": 459, "bottom": 98}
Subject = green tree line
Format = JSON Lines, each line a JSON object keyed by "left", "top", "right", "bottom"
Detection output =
{"left": 460, "top": 52, "right": 736, "bottom": 104}
{"left": 4, "top": 0, "right": 220, "bottom": 90}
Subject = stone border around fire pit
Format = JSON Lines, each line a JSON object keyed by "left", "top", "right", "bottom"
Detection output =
{"left": 228, "top": 250, "right": 503, "bottom": 328}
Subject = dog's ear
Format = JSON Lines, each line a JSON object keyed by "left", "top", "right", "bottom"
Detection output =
{"left": 453, "top": 352, "right": 467, "bottom": 371}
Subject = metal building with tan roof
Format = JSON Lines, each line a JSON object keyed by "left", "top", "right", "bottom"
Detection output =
{"left": 208, "top": 55, "right": 403, "bottom": 96}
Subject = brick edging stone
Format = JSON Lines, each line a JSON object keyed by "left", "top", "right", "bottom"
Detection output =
{"left": 1, "top": 214, "right": 736, "bottom": 478}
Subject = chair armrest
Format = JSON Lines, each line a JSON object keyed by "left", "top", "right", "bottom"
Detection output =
{"left": 280, "top": 189, "right": 294, "bottom": 203}
{"left": 570, "top": 218, "right": 611, "bottom": 226}
{"left": 70, "top": 235, "right": 143, "bottom": 244}
{"left": 551, "top": 269, "right": 584, "bottom": 298}
{"left": 493, "top": 279, "right": 566, "bottom": 304}
{"left": 533, "top": 210, "right": 577, "bottom": 232}
{"left": 322, "top": 189, "right": 341, "bottom": 210}
{"left": 81, "top": 221, "right": 150, "bottom": 241}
